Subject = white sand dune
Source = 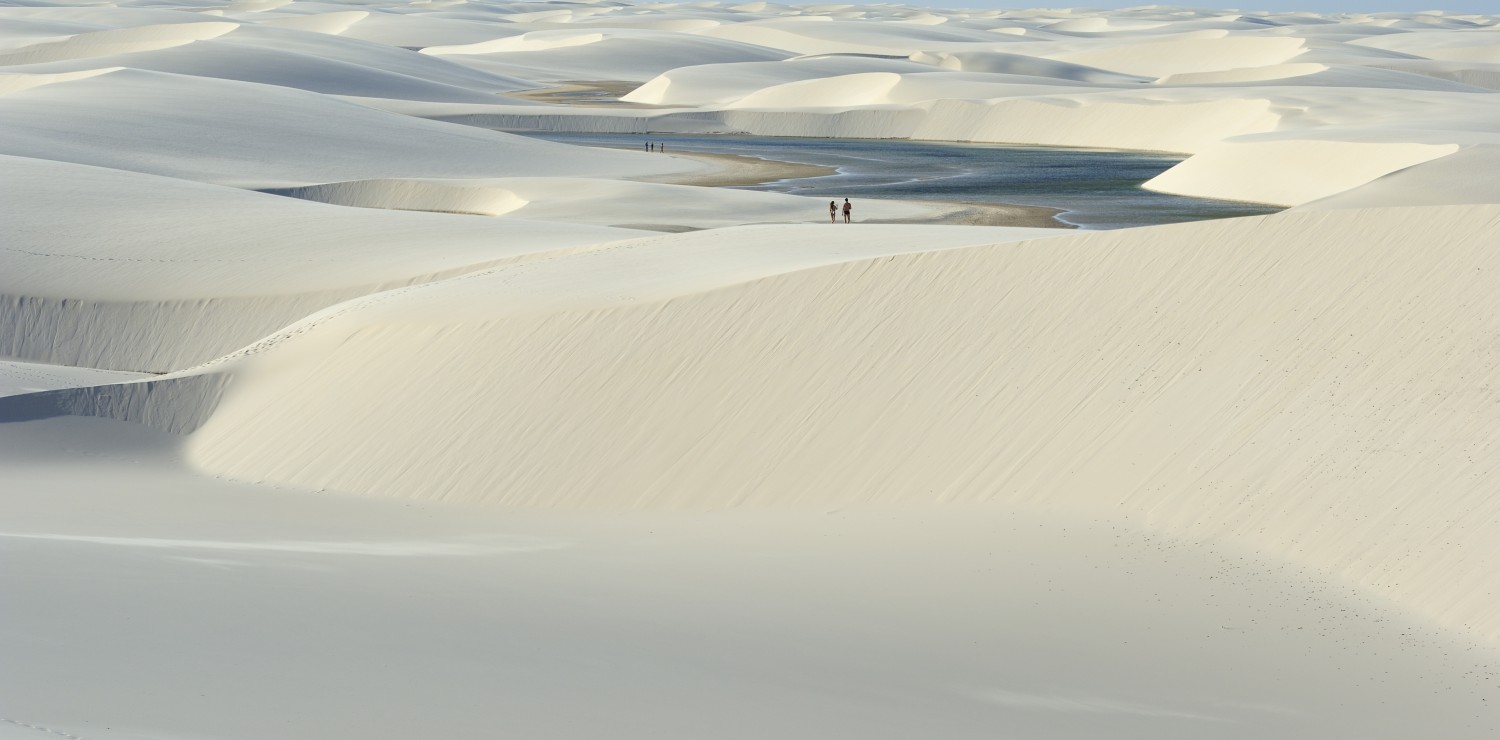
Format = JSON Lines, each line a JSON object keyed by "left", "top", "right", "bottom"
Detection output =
{"left": 0, "top": 18, "right": 100, "bottom": 52}
{"left": 258, "top": 9, "right": 369, "bottom": 35}
{"left": 104, "top": 204, "right": 1495, "bottom": 652}
{"left": 0, "top": 155, "right": 640, "bottom": 370}
{"left": 403, "top": 6, "right": 1497, "bottom": 206}
{"left": 6, "top": 1, "right": 1500, "bottom": 737}
{"left": 271, "top": 174, "right": 955, "bottom": 227}
{"left": 0, "top": 68, "right": 693, "bottom": 187}
{"left": 725, "top": 70, "right": 905, "bottom": 107}
{"left": 0, "top": 20, "right": 237, "bottom": 66}
{"left": 425, "top": 30, "right": 611, "bottom": 55}
{"left": 909, "top": 49, "right": 1147, "bottom": 82}
{"left": 332, "top": 12, "right": 522, "bottom": 48}
{"left": 703, "top": 15, "right": 1017, "bottom": 55}
{"left": 5, "top": 20, "right": 539, "bottom": 98}
{"left": 724, "top": 68, "right": 1125, "bottom": 108}
{"left": 765, "top": 92, "right": 1280, "bottom": 153}
{"left": 421, "top": 82, "right": 1273, "bottom": 154}
{"left": 1145, "top": 137, "right": 1460, "bottom": 205}
{"left": 2, "top": 148, "right": 958, "bottom": 373}
{"left": 3, "top": 418, "right": 1494, "bottom": 740}
{"left": 1366, "top": 58, "right": 1500, "bottom": 89}
{"left": 405, "top": 27, "right": 1498, "bottom": 206}
{"left": 0, "top": 66, "right": 114, "bottom": 94}
{"left": 12, "top": 36, "right": 519, "bottom": 102}
{"left": 1352, "top": 28, "right": 1500, "bottom": 62}
{"left": 1298, "top": 143, "right": 1500, "bottom": 208}
{"left": 1048, "top": 33, "right": 1310, "bottom": 78}
{"left": 1156, "top": 61, "right": 1328, "bottom": 85}
{"left": 423, "top": 27, "right": 790, "bottom": 82}
{"left": 35, "top": 2, "right": 1464, "bottom": 210}
{"left": 27, "top": 202, "right": 1500, "bottom": 647}
{"left": 20, "top": 198, "right": 1500, "bottom": 663}
{"left": 1152, "top": 61, "right": 1500, "bottom": 90}
{"left": 0, "top": 360, "right": 148, "bottom": 399}
{"left": 623, "top": 55, "right": 941, "bottom": 106}
{"left": 269, "top": 177, "right": 532, "bottom": 216}
{"left": 8, "top": 222, "right": 1051, "bottom": 418}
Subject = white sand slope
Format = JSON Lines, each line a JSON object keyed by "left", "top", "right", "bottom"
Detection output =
{"left": 1299, "top": 144, "right": 1500, "bottom": 208}
{"left": 1049, "top": 33, "right": 1310, "bottom": 78}
{"left": 422, "top": 28, "right": 791, "bottom": 82}
{"left": 2, "top": 148, "right": 966, "bottom": 372}
{"left": 0, "top": 21, "right": 238, "bottom": 66}
{"left": 3, "top": 223, "right": 1054, "bottom": 425}
{"left": 0, "top": 66, "right": 114, "bottom": 94}
{"left": 622, "top": 55, "right": 944, "bottom": 106}
{"left": 408, "top": 4, "right": 1498, "bottom": 206}
{"left": 2, "top": 419, "right": 1495, "bottom": 740}
{"left": 6, "top": 1, "right": 1500, "bottom": 738}
{"left": 0, "top": 360, "right": 148, "bottom": 398}
{"left": 1145, "top": 137, "right": 1460, "bottom": 205}
{"left": 9, "top": 202, "right": 1500, "bottom": 738}
{"left": 9, "top": 24, "right": 537, "bottom": 102}
{"left": 30, "top": 204, "right": 1494, "bottom": 648}
{"left": 2, "top": 0, "right": 1473, "bottom": 207}
{"left": 0, "top": 155, "right": 641, "bottom": 370}
{"left": 269, "top": 175, "right": 956, "bottom": 227}
{"left": 0, "top": 68, "right": 695, "bottom": 187}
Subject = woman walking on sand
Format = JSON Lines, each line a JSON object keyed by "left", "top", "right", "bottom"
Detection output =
{"left": 829, "top": 200, "right": 837, "bottom": 223}
{"left": 842, "top": 198, "right": 852, "bottom": 223}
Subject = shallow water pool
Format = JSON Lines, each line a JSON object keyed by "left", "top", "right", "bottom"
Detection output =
{"left": 526, "top": 132, "right": 1281, "bottom": 230}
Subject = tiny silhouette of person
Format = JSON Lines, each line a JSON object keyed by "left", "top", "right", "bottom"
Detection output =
{"left": 829, "top": 200, "right": 837, "bottom": 223}
{"left": 842, "top": 198, "right": 852, "bottom": 223}
{"left": 644, "top": 141, "right": 650, "bottom": 152}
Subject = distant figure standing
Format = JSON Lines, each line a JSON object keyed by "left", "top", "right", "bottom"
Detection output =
{"left": 842, "top": 198, "right": 852, "bottom": 223}
{"left": 829, "top": 200, "right": 837, "bottom": 223}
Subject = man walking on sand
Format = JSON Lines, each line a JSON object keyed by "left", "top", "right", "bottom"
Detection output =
{"left": 842, "top": 198, "right": 852, "bottom": 223}
{"left": 829, "top": 200, "right": 837, "bottom": 223}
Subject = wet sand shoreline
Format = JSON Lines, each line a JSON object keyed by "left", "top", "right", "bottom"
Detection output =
{"left": 640, "top": 149, "right": 1071, "bottom": 229}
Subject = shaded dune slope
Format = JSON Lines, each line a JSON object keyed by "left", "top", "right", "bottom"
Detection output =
{"left": 18, "top": 205, "right": 1499, "bottom": 642}
{"left": 0, "top": 156, "right": 639, "bottom": 371}
{"left": 1, "top": 0, "right": 1498, "bottom": 664}
{"left": 0, "top": 68, "right": 691, "bottom": 187}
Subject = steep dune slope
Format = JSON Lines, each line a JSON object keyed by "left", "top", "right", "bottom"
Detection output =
{"left": 423, "top": 28, "right": 791, "bottom": 82}
{"left": 0, "top": 68, "right": 692, "bottom": 187}
{"left": 7, "top": 23, "right": 534, "bottom": 102}
{"left": 0, "top": 155, "right": 639, "bottom": 371}
{"left": 112, "top": 204, "right": 1500, "bottom": 642}
{"left": 4, "top": 1, "right": 1500, "bottom": 736}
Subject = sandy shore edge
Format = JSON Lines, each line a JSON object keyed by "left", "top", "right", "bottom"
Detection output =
{"left": 641, "top": 149, "right": 1071, "bottom": 229}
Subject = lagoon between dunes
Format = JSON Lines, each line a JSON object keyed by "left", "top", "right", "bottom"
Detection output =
{"left": 3, "top": 1, "right": 1500, "bottom": 738}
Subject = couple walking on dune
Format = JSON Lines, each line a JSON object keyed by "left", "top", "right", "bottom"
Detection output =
{"left": 829, "top": 198, "right": 852, "bottom": 223}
